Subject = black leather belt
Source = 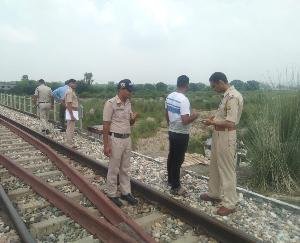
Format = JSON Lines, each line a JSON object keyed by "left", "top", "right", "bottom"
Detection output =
{"left": 109, "top": 132, "right": 130, "bottom": 138}
{"left": 38, "top": 102, "right": 50, "bottom": 103}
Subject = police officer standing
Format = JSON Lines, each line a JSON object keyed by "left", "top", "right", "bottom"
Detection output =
{"left": 102, "top": 79, "right": 138, "bottom": 207}
{"left": 64, "top": 79, "right": 78, "bottom": 148}
{"left": 201, "top": 72, "right": 243, "bottom": 216}
{"left": 33, "top": 79, "right": 53, "bottom": 134}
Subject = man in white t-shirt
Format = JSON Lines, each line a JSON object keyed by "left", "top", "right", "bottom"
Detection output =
{"left": 165, "top": 75, "right": 199, "bottom": 195}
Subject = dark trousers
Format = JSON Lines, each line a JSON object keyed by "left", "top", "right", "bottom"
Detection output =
{"left": 59, "top": 103, "right": 66, "bottom": 128}
{"left": 167, "top": 131, "right": 189, "bottom": 189}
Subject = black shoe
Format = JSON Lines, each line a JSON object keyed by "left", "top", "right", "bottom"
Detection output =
{"left": 45, "top": 129, "right": 50, "bottom": 134}
{"left": 121, "top": 194, "right": 138, "bottom": 205}
{"left": 108, "top": 197, "right": 123, "bottom": 207}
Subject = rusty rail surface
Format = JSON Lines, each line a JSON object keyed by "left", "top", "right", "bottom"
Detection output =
{"left": 0, "top": 118, "right": 155, "bottom": 243}
{"left": 0, "top": 113, "right": 258, "bottom": 243}
{"left": 0, "top": 184, "right": 36, "bottom": 243}
{"left": 0, "top": 154, "right": 136, "bottom": 242}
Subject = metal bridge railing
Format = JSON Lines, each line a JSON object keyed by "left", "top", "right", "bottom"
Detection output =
{"left": 0, "top": 93, "right": 83, "bottom": 129}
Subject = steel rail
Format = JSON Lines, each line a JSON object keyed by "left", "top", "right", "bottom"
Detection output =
{"left": 0, "top": 153, "right": 136, "bottom": 243}
{"left": 0, "top": 117, "right": 155, "bottom": 243}
{"left": 0, "top": 184, "right": 36, "bottom": 243}
{"left": 0, "top": 113, "right": 258, "bottom": 243}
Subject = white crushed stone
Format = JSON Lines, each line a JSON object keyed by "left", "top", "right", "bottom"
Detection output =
{"left": 0, "top": 106, "right": 299, "bottom": 243}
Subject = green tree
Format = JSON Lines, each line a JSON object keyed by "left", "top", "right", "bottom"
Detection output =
{"left": 21, "top": 75, "right": 29, "bottom": 81}
{"left": 83, "top": 72, "right": 94, "bottom": 85}
{"left": 246, "top": 80, "right": 260, "bottom": 90}
{"left": 230, "top": 80, "right": 246, "bottom": 90}
{"left": 155, "top": 82, "right": 167, "bottom": 92}
{"left": 144, "top": 83, "right": 155, "bottom": 91}
{"left": 11, "top": 80, "right": 37, "bottom": 95}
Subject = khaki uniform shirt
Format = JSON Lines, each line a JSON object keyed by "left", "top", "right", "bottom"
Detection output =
{"left": 103, "top": 95, "right": 132, "bottom": 134}
{"left": 34, "top": 84, "right": 52, "bottom": 103}
{"left": 64, "top": 87, "right": 78, "bottom": 108}
{"left": 214, "top": 86, "right": 243, "bottom": 125}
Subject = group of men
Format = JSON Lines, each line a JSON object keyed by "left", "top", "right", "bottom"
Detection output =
{"left": 104, "top": 72, "right": 243, "bottom": 217}
{"left": 33, "top": 78, "right": 78, "bottom": 148}
{"left": 33, "top": 71, "right": 243, "bottom": 216}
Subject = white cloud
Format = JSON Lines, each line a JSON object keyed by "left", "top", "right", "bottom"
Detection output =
{"left": 0, "top": 24, "right": 37, "bottom": 43}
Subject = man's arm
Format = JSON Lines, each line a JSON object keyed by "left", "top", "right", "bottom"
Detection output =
{"left": 165, "top": 110, "right": 169, "bottom": 126}
{"left": 202, "top": 97, "right": 238, "bottom": 129}
{"left": 66, "top": 102, "right": 75, "bottom": 120}
{"left": 202, "top": 119, "right": 235, "bottom": 128}
{"left": 103, "top": 121, "right": 112, "bottom": 157}
{"left": 181, "top": 112, "right": 198, "bottom": 125}
{"left": 33, "top": 87, "right": 38, "bottom": 105}
{"left": 130, "top": 112, "right": 138, "bottom": 125}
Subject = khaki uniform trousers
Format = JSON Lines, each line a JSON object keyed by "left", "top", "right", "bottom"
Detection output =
{"left": 66, "top": 120, "right": 76, "bottom": 146}
{"left": 38, "top": 103, "right": 51, "bottom": 130}
{"left": 208, "top": 130, "right": 239, "bottom": 209}
{"left": 106, "top": 136, "right": 131, "bottom": 197}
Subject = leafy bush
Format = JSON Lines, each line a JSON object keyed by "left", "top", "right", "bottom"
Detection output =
{"left": 244, "top": 91, "right": 300, "bottom": 192}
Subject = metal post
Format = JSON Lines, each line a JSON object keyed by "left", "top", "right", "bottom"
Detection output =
{"left": 6, "top": 93, "right": 8, "bottom": 106}
{"left": 79, "top": 105, "right": 83, "bottom": 130}
{"left": 29, "top": 97, "right": 32, "bottom": 113}
{"left": 10, "top": 95, "right": 13, "bottom": 107}
{"left": 19, "top": 96, "right": 21, "bottom": 110}
{"left": 23, "top": 96, "right": 26, "bottom": 111}
{"left": 53, "top": 101, "right": 57, "bottom": 122}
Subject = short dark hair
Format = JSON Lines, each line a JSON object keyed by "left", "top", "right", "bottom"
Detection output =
{"left": 177, "top": 75, "right": 189, "bottom": 88}
{"left": 209, "top": 72, "right": 228, "bottom": 83}
{"left": 68, "top": 79, "right": 76, "bottom": 84}
{"left": 65, "top": 80, "right": 70, "bottom": 85}
{"left": 38, "top": 79, "right": 45, "bottom": 84}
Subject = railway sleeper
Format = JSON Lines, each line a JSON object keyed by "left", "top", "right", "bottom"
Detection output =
{"left": 29, "top": 207, "right": 101, "bottom": 238}
{"left": 0, "top": 145, "right": 33, "bottom": 153}
{"left": 0, "top": 161, "right": 53, "bottom": 178}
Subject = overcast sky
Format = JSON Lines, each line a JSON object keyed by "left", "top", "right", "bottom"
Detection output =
{"left": 0, "top": 0, "right": 299, "bottom": 84}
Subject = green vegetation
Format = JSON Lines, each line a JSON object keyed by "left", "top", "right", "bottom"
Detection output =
{"left": 242, "top": 91, "right": 300, "bottom": 192}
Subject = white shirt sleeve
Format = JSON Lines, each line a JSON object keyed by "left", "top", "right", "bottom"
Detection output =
{"left": 180, "top": 97, "right": 190, "bottom": 115}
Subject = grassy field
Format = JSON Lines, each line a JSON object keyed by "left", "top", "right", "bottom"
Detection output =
{"left": 80, "top": 90, "right": 300, "bottom": 193}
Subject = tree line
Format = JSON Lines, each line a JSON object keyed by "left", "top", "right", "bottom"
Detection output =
{"left": 1, "top": 73, "right": 271, "bottom": 97}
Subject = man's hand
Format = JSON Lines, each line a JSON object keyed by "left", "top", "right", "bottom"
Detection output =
{"left": 131, "top": 112, "right": 139, "bottom": 120}
{"left": 104, "top": 145, "right": 112, "bottom": 157}
{"left": 191, "top": 111, "right": 199, "bottom": 120}
{"left": 201, "top": 118, "right": 215, "bottom": 126}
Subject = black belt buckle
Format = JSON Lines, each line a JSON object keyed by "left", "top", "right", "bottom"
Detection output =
{"left": 110, "top": 132, "right": 129, "bottom": 139}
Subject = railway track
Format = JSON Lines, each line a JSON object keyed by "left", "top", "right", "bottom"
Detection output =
{"left": 0, "top": 113, "right": 258, "bottom": 242}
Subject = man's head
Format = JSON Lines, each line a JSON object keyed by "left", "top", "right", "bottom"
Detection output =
{"left": 117, "top": 79, "right": 134, "bottom": 99}
{"left": 38, "top": 79, "right": 45, "bottom": 85}
{"left": 65, "top": 80, "right": 70, "bottom": 85}
{"left": 177, "top": 75, "right": 189, "bottom": 93}
{"left": 68, "top": 79, "right": 77, "bottom": 89}
{"left": 209, "top": 72, "right": 229, "bottom": 93}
